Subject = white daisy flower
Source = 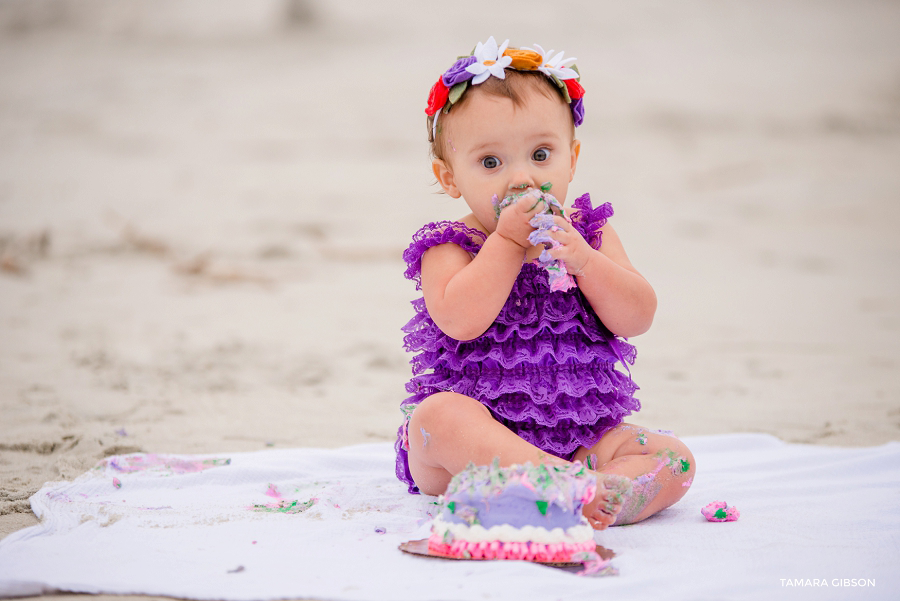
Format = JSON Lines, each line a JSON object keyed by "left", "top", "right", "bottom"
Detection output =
{"left": 527, "top": 44, "right": 579, "bottom": 80}
{"left": 465, "top": 36, "right": 513, "bottom": 84}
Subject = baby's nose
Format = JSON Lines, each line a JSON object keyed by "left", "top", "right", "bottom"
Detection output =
{"left": 508, "top": 174, "right": 535, "bottom": 193}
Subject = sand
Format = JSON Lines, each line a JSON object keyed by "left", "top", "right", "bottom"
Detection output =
{"left": 1, "top": 0, "right": 899, "bottom": 596}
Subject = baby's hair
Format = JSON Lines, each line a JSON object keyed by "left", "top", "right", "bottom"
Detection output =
{"left": 427, "top": 70, "right": 573, "bottom": 162}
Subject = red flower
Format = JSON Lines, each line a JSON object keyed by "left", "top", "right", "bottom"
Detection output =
{"left": 426, "top": 79, "right": 450, "bottom": 116}
{"left": 564, "top": 78, "right": 585, "bottom": 100}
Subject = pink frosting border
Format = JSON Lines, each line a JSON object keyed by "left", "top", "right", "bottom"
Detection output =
{"left": 428, "top": 533, "right": 596, "bottom": 562}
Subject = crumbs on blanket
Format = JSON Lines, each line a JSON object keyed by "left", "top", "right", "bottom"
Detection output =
{"left": 98, "top": 454, "right": 232, "bottom": 475}
{"left": 250, "top": 483, "right": 318, "bottom": 514}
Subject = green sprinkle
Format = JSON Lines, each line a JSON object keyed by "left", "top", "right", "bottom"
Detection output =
{"left": 536, "top": 500, "right": 549, "bottom": 516}
{"left": 714, "top": 508, "right": 727, "bottom": 519}
{"left": 447, "top": 501, "right": 456, "bottom": 514}
{"left": 680, "top": 459, "right": 691, "bottom": 473}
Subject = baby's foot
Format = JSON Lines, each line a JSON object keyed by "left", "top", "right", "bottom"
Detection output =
{"left": 583, "top": 473, "right": 632, "bottom": 530}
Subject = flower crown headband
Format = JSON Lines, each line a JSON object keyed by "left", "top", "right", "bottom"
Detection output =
{"left": 426, "top": 36, "right": 585, "bottom": 141}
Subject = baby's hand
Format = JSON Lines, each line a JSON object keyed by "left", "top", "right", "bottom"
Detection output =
{"left": 541, "top": 215, "right": 595, "bottom": 276}
{"left": 494, "top": 191, "right": 548, "bottom": 249}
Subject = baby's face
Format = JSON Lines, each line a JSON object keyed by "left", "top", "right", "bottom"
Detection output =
{"left": 433, "top": 86, "right": 580, "bottom": 233}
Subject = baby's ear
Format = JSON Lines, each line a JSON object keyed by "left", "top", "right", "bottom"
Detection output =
{"left": 569, "top": 139, "right": 581, "bottom": 182}
{"left": 432, "top": 159, "right": 461, "bottom": 198}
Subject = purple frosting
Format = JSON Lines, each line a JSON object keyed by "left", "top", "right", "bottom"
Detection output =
{"left": 442, "top": 484, "right": 582, "bottom": 530}
{"left": 395, "top": 194, "right": 640, "bottom": 494}
{"left": 442, "top": 56, "right": 478, "bottom": 87}
{"left": 439, "top": 461, "right": 594, "bottom": 531}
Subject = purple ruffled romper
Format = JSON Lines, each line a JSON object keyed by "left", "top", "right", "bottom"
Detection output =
{"left": 394, "top": 194, "right": 640, "bottom": 494}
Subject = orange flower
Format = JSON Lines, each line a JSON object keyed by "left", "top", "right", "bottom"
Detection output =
{"left": 502, "top": 48, "right": 542, "bottom": 71}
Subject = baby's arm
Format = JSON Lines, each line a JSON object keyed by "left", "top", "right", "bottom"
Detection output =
{"left": 545, "top": 217, "right": 657, "bottom": 338}
{"left": 420, "top": 201, "right": 541, "bottom": 341}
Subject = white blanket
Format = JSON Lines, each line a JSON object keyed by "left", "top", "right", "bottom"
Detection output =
{"left": 0, "top": 434, "right": 897, "bottom": 600}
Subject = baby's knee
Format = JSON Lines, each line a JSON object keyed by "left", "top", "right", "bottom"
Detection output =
{"left": 673, "top": 440, "right": 696, "bottom": 479}
{"left": 409, "top": 392, "right": 489, "bottom": 432}
{"left": 663, "top": 440, "right": 696, "bottom": 505}
{"left": 643, "top": 428, "right": 696, "bottom": 480}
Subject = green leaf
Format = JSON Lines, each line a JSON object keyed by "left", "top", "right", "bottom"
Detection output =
{"left": 536, "top": 500, "right": 549, "bottom": 516}
{"left": 448, "top": 81, "right": 468, "bottom": 105}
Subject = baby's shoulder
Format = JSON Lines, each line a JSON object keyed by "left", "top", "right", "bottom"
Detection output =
{"left": 403, "top": 218, "right": 486, "bottom": 289}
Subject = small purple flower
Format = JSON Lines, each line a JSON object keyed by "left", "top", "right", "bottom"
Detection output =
{"left": 442, "top": 56, "right": 477, "bottom": 87}
{"left": 570, "top": 98, "right": 584, "bottom": 127}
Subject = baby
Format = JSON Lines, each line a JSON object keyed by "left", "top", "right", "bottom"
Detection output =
{"left": 395, "top": 37, "right": 694, "bottom": 528}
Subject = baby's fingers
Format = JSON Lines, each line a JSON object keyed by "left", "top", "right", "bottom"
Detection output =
{"left": 523, "top": 196, "right": 547, "bottom": 215}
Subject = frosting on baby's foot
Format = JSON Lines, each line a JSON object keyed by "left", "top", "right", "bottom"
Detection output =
{"left": 583, "top": 472, "right": 632, "bottom": 529}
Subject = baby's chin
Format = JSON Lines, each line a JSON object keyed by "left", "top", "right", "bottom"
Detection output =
{"left": 457, "top": 211, "right": 492, "bottom": 234}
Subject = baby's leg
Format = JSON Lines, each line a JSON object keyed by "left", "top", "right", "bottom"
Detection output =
{"left": 407, "top": 392, "right": 567, "bottom": 495}
{"left": 573, "top": 423, "right": 695, "bottom": 526}
{"left": 407, "top": 392, "right": 630, "bottom": 528}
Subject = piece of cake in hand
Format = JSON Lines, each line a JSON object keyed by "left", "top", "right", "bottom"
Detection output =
{"left": 428, "top": 460, "right": 599, "bottom": 563}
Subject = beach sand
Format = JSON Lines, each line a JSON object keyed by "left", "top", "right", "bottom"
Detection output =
{"left": 1, "top": 0, "right": 898, "bottom": 596}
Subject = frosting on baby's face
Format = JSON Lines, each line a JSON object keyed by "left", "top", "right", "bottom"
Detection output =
{"left": 431, "top": 86, "right": 580, "bottom": 234}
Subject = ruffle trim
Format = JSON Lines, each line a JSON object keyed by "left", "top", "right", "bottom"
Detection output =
{"left": 402, "top": 263, "right": 638, "bottom": 372}
{"left": 402, "top": 272, "right": 613, "bottom": 340}
{"left": 408, "top": 333, "right": 633, "bottom": 374}
{"left": 569, "top": 193, "right": 613, "bottom": 250}
{"left": 481, "top": 392, "right": 633, "bottom": 428}
{"left": 403, "top": 221, "right": 486, "bottom": 291}
{"left": 508, "top": 417, "right": 620, "bottom": 459}
{"left": 394, "top": 428, "right": 418, "bottom": 494}
{"left": 406, "top": 363, "right": 638, "bottom": 410}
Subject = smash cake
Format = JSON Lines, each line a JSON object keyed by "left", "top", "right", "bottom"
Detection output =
{"left": 428, "top": 460, "right": 600, "bottom": 563}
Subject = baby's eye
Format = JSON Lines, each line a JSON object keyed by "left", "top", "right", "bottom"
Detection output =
{"left": 481, "top": 156, "right": 500, "bottom": 169}
{"left": 532, "top": 148, "right": 550, "bottom": 162}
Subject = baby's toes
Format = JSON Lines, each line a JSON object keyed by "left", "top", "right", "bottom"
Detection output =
{"left": 600, "top": 475, "right": 633, "bottom": 513}
{"left": 586, "top": 474, "right": 633, "bottom": 529}
{"left": 600, "top": 474, "right": 632, "bottom": 505}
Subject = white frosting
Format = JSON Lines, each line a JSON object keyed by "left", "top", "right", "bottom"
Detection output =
{"left": 431, "top": 514, "right": 593, "bottom": 544}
